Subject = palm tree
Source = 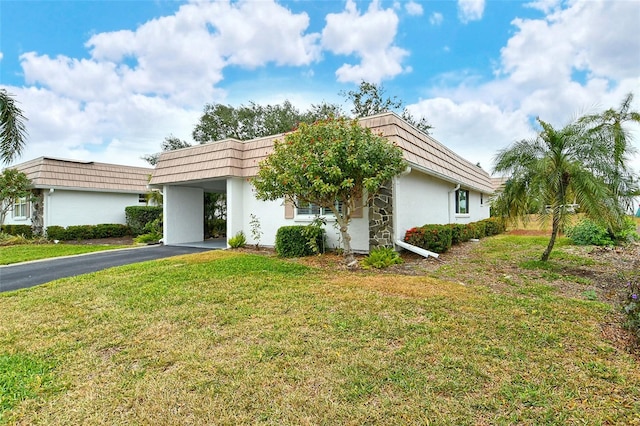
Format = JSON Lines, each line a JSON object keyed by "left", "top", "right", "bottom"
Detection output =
{"left": 493, "top": 102, "right": 639, "bottom": 261}
{"left": 0, "top": 89, "right": 28, "bottom": 165}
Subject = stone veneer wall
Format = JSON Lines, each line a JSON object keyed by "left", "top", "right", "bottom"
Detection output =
{"left": 369, "top": 181, "right": 394, "bottom": 250}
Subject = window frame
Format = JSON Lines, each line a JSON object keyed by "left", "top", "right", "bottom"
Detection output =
{"left": 12, "top": 197, "right": 29, "bottom": 220}
{"left": 455, "top": 189, "right": 470, "bottom": 215}
{"left": 295, "top": 200, "right": 343, "bottom": 220}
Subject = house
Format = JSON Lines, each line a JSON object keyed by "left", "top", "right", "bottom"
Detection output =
{"left": 3, "top": 157, "right": 153, "bottom": 234}
{"left": 150, "top": 112, "right": 495, "bottom": 252}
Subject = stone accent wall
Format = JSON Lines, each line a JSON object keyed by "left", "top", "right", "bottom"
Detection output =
{"left": 31, "top": 189, "right": 45, "bottom": 236}
{"left": 369, "top": 181, "right": 394, "bottom": 250}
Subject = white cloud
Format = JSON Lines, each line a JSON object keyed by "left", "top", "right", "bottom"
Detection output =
{"left": 321, "top": 0, "right": 408, "bottom": 83}
{"left": 524, "top": 0, "right": 561, "bottom": 14}
{"left": 19, "top": 0, "right": 320, "bottom": 108}
{"left": 408, "top": 98, "right": 533, "bottom": 171}
{"left": 458, "top": 0, "right": 485, "bottom": 23}
{"left": 405, "top": 1, "right": 423, "bottom": 16}
{"left": 430, "top": 12, "right": 444, "bottom": 26}
{"left": 409, "top": 0, "right": 640, "bottom": 174}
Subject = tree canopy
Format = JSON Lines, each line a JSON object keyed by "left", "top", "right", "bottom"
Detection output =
{"left": 0, "top": 168, "right": 32, "bottom": 226}
{"left": 252, "top": 116, "right": 407, "bottom": 261}
{"left": 492, "top": 93, "right": 639, "bottom": 261}
{"left": 0, "top": 89, "right": 28, "bottom": 165}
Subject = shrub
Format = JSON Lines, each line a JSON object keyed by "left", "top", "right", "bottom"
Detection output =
{"left": 64, "top": 225, "right": 95, "bottom": 241}
{"left": 93, "top": 223, "right": 131, "bottom": 238}
{"left": 134, "top": 232, "right": 162, "bottom": 244}
{"left": 448, "top": 223, "right": 472, "bottom": 245}
{"left": 45, "top": 226, "right": 65, "bottom": 240}
{"left": 228, "top": 231, "right": 247, "bottom": 248}
{"left": 467, "top": 221, "right": 487, "bottom": 239}
{"left": 125, "top": 206, "right": 163, "bottom": 236}
{"left": 362, "top": 246, "right": 403, "bottom": 269}
{"left": 566, "top": 219, "right": 614, "bottom": 246}
{"left": 613, "top": 216, "right": 639, "bottom": 244}
{"left": 481, "top": 217, "right": 506, "bottom": 236}
{"left": 623, "top": 278, "right": 640, "bottom": 343}
{"left": 0, "top": 224, "right": 33, "bottom": 238}
{"left": 404, "top": 225, "right": 452, "bottom": 253}
{"left": 275, "top": 225, "right": 325, "bottom": 257}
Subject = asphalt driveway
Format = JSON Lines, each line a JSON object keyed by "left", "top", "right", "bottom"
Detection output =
{"left": 0, "top": 245, "right": 213, "bottom": 293}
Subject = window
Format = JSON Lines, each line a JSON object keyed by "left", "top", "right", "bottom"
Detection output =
{"left": 296, "top": 200, "right": 343, "bottom": 217}
{"left": 480, "top": 193, "right": 484, "bottom": 206}
{"left": 455, "top": 189, "right": 469, "bottom": 215}
{"left": 13, "top": 197, "right": 29, "bottom": 219}
{"left": 138, "top": 194, "right": 147, "bottom": 203}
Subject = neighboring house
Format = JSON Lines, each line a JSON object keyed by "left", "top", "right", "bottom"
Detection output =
{"left": 151, "top": 112, "right": 495, "bottom": 253}
{"left": 3, "top": 157, "right": 153, "bottom": 233}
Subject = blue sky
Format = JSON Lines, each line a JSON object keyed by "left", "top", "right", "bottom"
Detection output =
{"left": 1, "top": 0, "right": 639, "bottom": 174}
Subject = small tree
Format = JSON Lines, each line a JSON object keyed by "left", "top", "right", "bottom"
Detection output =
{"left": 253, "top": 116, "right": 407, "bottom": 262}
{"left": 0, "top": 169, "right": 32, "bottom": 227}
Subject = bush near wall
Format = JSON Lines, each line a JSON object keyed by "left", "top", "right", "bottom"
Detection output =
{"left": 405, "top": 225, "right": 452, "bottom": 253}
{"left": 404, "top": 218, "right": 506, "bottom": 253}
{"left": 44, "top": 224, "right": 131, "bottom": 241}
{"left": 275, "top": 225, "right": 325, "bottom": 257}
{"left": 0, "top": 224, "right": 33, "bottom": 238}
{"left": 125, "top": 206, "right": 163, "bottom": 236}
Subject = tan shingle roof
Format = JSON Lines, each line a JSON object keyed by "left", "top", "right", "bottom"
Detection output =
{"left": 151, "top": 112, "right": 494, "bottom": 193}
{"left": 11, "top": 157, "right": 153, "bottom": 193}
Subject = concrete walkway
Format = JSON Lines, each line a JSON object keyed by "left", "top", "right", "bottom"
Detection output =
{"left": 0, "top": 245, "right": 215, "bottom": 293}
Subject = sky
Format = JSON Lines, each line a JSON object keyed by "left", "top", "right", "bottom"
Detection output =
{"left": 1, "top": 0, "right": 639, "bottom": 177}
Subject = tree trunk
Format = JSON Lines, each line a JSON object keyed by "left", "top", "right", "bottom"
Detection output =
{"left": 541, "top": 211, "right": 560, "bottom": 261}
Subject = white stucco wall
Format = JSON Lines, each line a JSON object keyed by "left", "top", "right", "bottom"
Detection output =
{"left": 163, "top": 185, "right": 204, "bottom": 245}
{"left": 240, "top": 180, "right": 370, "bottom": 253}
{"left": 394, "top": 169, "right": 491, "bottom": 242}
{"left": 3, "top": 189, "right": 143, "bottom": 228}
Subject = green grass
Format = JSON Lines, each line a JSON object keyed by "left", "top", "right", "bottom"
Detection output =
{"left": 0, "top": 249, "right": 638, "bottom": 425}
{"left": 0, "top": 244, "right": 130, "bottom": 265}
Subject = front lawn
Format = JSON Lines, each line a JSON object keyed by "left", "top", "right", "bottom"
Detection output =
{"left": 0, "top": 244, "right": 131, "bottom": 265}
{"left": 0, "top": 241, "right": 638, "bottom": 425}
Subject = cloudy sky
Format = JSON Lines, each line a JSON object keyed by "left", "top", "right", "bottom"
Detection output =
{"left": 1, "top": 0, "right": 639, "bottom": 175}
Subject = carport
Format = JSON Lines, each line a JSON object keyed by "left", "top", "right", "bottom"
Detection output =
{"left": 149, "top": 136, "right": 279, "bottom": 247}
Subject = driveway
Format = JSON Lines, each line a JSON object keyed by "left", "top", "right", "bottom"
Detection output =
{"left": 0, "top": 245, "right": 213, "bottom": 293}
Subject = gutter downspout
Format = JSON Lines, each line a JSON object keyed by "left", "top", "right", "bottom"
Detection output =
{"left": 448, "top": 183, "right": 460, "bottom": 224}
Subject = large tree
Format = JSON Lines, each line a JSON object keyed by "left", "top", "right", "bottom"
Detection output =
{"left": 341, "top": 81, "right": 432, "bottom": 135}
{"left": 142, "top": 135, "right": 192, "bottom": 166}
{"left": 493, "top": 97, "right": 639, "bottom": 261}
{"left": 253, "top": 116, "right": 407, "bottom": 262}
{"left": 0, "top": 89, "right": 28, "bottom": 165}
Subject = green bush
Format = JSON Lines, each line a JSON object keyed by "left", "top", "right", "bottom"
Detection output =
{"left": 613, "top": 216, "right": 639, "bottom": 244}
{"left": 93, "top": 223, "right": 131, "bottom": 238}
{"left": 64, "top": 225, "right": 95, "bottom": 241}
{"left": 566, "top": 219, "right": 614, "bottom": 246}
{"left": 362, "top": 246, "right": 403, "bottom": 269}
{"left": 404, "top": 225, "right": 452, "bottom": 253}
{"left": 134, "top": 232, "right": 162, "bottom": 244}
{"left": 228, "top": 231, "right": 247, "bottom": 248}
{"left": 448, "top": 223, "right": 471, "bottom": 245}
{"left": 481, "top": 217, "right": 506, "bottom": 236}
{"left": 467, "top": 221, "right": 487, "bottom": 239}
{"left": 275, "top": 225, "right": 325, "bottom": 257}
{"left": 125, "top": 206, "right": 163, "bottom": 236}
{"left": 45, "top": 226, "right": 65, "bottom": 240}
{"left": 0, "top": 224, "right": 33, "bottom": 238}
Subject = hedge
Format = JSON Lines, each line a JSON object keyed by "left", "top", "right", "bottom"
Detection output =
{"left": 125, "top": 206, "right": 163, "bottom": 235}
{"left": 0, "top": 224, "right": 33, "bottom": 238}
{"left": 404, "top": 218, "right": 506, "bottom": 253}
{"left": 45, "top": 224, "right": 131, "bottom": 241}
{"left": 275, "top": 225, "right": 325, "bottom": 257}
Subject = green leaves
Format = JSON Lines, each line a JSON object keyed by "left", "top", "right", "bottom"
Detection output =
{"left": 253, "top": 116, "right": 407, "bottom": 256}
